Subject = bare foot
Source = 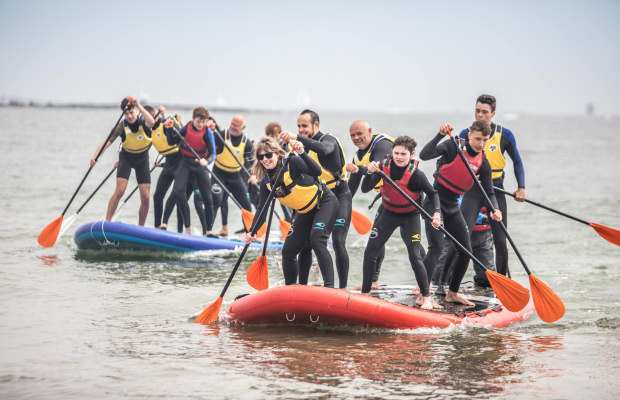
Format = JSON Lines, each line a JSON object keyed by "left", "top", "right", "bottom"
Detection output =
{"left": 215, "top": 228, "right": 228, "bottom": 237}
{"left": 353, "top": 282, "right": 378, "bottom": 291}
{"left": 430, "top": 298, "right": 444, "bottom": 310}
{"left": 184, "top": 227, "right": 191, "bottom": 235}
{"left": 416, "top": 296, "right": 434, "bottom": 310}
{"left": 445, "top": 290, "right": 475, "bottom": 307}
{"left": 156, "top": 224, "right": 167, "bottom": 230}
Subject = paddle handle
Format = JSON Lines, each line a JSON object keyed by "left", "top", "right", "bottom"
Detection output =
{"left": 378, "top": 170, "right": 491, "bottom": 272}
{"left": 448, "top": 134, "right": 533, "bottom": 275}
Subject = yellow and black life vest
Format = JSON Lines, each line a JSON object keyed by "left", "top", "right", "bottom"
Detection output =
{"left": 306, "top": 133, "right": 348, "bottom": 189}
{"left": 353, "top": 133, "right": 394, "bottom": 192}
{"left": 264, "top": 165, "right": 323, "bottom": 214}
{"left": 151, "top": 119, "right": 179, "bottom": 156}
{"left": 468, "top": 124, "right": 505, "bottom": 179}
{"left": 121, "top": 115, "right": 152, "bottom": 154}
{"left": 215, "top": 129, "right": 247, "bottom": 172}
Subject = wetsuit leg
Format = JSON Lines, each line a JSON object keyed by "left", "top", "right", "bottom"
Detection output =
{"left": 472, "top": 229, "right": 495, "bottom": 286}
{"left": 153, "top": 163, "right": 176, "bottom": 227}
{"left": 362, "top": 210, "right": 397, "bottom": 293}
{"left": 167, "top": 162, "right": 191, "bottom": 228}
{"left": 297, "top": 245, "right": 313, "bottom": 285}
{"left": 371, "top": 205, "right": 386, "bottom": 283}
{"left": 444, "top": 209, "right": 473, "bottom": 293}
{"left": 193, "top": 166, "right": 214, "bottom": 232}
{"left": 331, "top": 183, "right": 352, "bottom": 288}
{"left": 399, "top": 214, "right": 430, "bottom": 297}
{"left": 308, "top": 191, "right": 338, "bottom": 287}
{"left": 422, "top": 196, "right": 446, "bottom": 280}
{"left": 491, "top": 179, "right": 508, "bottom": 275}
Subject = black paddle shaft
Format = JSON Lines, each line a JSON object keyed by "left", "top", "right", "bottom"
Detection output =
{"left": 450, "top": 136, "right": 533, "bottom": 275}
{"left": 378, "top": 170, "right": 492, "bottom": 272}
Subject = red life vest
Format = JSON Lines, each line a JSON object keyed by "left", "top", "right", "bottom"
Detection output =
{"left": 180, "top": 123, "right": 208, "bottom": 158}
{"left": 436, "top": 138, "right": 483, "bottom": 195}
{"left": 380, "top": 158, "right": 420, "bottom": 213}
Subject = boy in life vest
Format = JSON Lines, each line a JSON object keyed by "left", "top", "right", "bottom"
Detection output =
{"left": 361, "top": 136, "right": 442, "bottom": 310}
{"left": 90, "top": 96, "right": 155, "bottom": 225}
{"left": 419, "top": 120, "right": 502, "bottom": 306}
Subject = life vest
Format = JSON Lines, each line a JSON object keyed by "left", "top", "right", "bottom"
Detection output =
{"left": 306, "top": 133, "right": 348, "bottom": 189}
{"left": 435, "top": 138, "right": 484, "bottom": 195}
{"left": 353, "top": 133, "right": 393, "bottom": 192}
{"left": 215, "top": 128, "right": 247, "bottom": 172}
{"left": 264, "top": 163, "right": 323, "bottom": 214}
{"left": 180, "top": 123, "right": 208, "bottom": 159}
{"left": 380, "top": 157, "right": 420, "bottom": 213}
{"left": 473, "top": 206, "right": 491, "bottom": 232}
{"left": 468, "top": 124, "right": 505, "bottom": 179}
{"left": 121, "top": 115, "right": 152, "bottom": 154}
{"left": 151, "top": 119, "right": 179, "bottom": 156}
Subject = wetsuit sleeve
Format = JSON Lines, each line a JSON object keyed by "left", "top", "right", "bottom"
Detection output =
{"left": 165, "top": 124, "right": 184, "bottom": 146}
{"left": 108, "top": 123, "right": 123, "bottom": 144}
{"left": 205, "top": 128, "right": 216, "bottom": 164}
{"left": 244, "top": 138, "right": 254, "bottom": 171}
{"left": 296, "top": 152, "right": 322, "bottom": 177}
{"left": 214, "top": 129, "right": 225, "bottom": 155}
{"left": 297, "top": 134, "right": 338, "bottom": 156}
{"left": 360, "top": 166, "right": 382, "bottom": 193}
{"left": 141, "top": 118, "right": 152, "bottom": 138}
{"left": 249, "top": 182, "right": 272, "bottom": 231}
{"left": 500, "top": 128, "right": 525, "bottom": 188}
{"left": 409, "top": 169, "right": 440, "bottom": 212}
{"left": 371, "top": 140, "right": 393, "bottom": 163}
{"left": 348, "top": 170, "right": 363, "bottom": 196}
{"left": 419, "top": 133, "right": 448, "bottom": 160}
{"left": 478, "top": 158, "right": 499, "bottom": 210}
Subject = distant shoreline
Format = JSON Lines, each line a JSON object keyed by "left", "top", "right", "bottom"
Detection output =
{"left": 0, "top": 101, "right": 259, "bottom": 113}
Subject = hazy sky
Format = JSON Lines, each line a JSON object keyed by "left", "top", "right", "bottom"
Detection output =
{"left": 1, "top": 0, "right": 619, "bottom": 115}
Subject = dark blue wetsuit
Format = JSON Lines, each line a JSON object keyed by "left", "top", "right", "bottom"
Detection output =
{"left": 419, "top": 133, "right": 498, "bottom": 293}
{"left": 458, "top": 124, "right": 524, "bottom": 275}
{"left": 252, "top": 153, "right": 338, "bottom": 288}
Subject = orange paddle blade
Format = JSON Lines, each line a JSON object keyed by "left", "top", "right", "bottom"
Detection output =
{"left": 486, "top": 270, "right": 530, "bottom": 312}
{"left": 590, "top": 222, "right": 620, "bottom": 247}
{"left": 279, "top": 218, "right": 291, "bottom": 238}
{"left": 194, "top": 297, "right": 223, "bottom": 324}
{"left": 241, "top": 209, "right": 255, "bottom": 232}
{"left": 351, "top": 209, "right": 372, "bottom": 234}
{"left": 247, "top": 255, "right": 269, "bottom": 290}
{"left": 255, "top": 222, "right": 267, "bottom": 238}
{"left": 38, "top": 215, "right": 64, "bottom": 248}
{"left": 529, "top": 275, "right": 565, "bottom": 323}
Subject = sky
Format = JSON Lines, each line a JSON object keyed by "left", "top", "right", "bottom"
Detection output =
{"left": 1, "top": 0, "right": 619, "bottom": 115}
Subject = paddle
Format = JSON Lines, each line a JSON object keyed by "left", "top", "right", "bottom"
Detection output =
{"left": 246, "top": 198, "right": 276, "bottom": 290}
{"left": 447, "top": 131, "right": 564, "bottom": 322}
{"left": 494, "top": 186, "right": 620, "bottom": 247}
{"left": 38, "top": 104, "right": 129, "bottom": 248}
{"left": 212, "top": 123, "right": 292, "bottom": 237}
{"left": 167, "top": 123, "right": 260, "bottom": 235}
{"left": 59, "top": 166, "right": 117, "bottom": 238}
{"left": 351, "top": 208, "right": 373, "bottom": 234}
{"left": 377, "top": 170, "right": 531, "bottom": 312}
{"left": 194, "top": 148, "right": 295, "bottom": 324}
{"left": 111, "top": 154, "right": 164, "bottom": 222}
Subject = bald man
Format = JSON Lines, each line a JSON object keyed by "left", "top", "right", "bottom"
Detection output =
{"left": 346, "top": 120, "right": 394, "bottom": 290}
{"left": 212, "top": 114, "right": 254, "bottom": 237}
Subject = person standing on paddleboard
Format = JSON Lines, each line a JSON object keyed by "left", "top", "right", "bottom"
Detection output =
{"left": 419, "top": 120, "right": 501, "bottom": 307}
{"left": 279, "top": 110, "right": 352, "bottom": 289}
{"left": 246, "top": 137, "right": 338, "bottom": 288}
{"left": 90, "top": 96, "right": 155, "bottom": 226}
{"left": 361, "top": 136, "right": 443, "bottom": 310}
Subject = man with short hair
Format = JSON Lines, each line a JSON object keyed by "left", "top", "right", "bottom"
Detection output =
{"left": 458, "top": 94, "right": 525, "bottom": 276}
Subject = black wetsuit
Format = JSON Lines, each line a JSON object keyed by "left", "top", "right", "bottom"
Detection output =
{"left": 360, "top": 159, "right": 440, "bottom": 295}
{"left": 419, "top": 134, "right": 498, "bottom": 293}
{"left": 109, "top": 118, "right": 152, "bottom": 184}
{"left": 253, "top": 153, "right": 338, "bottom": 288}
{"left": 296, "top": 132, "right": 352, "bottom": 288}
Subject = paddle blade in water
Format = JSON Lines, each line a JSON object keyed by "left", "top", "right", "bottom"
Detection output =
{"left": 486, "top": 270, "right": 530, "bottom": 312}
{"left": 58, "top": 213, "right": 78, "bottom": 238}
{"left": 241, "top": 209, "right": 255, "bottom": 233}
{"left": 194, "top": 297, "right": 223, "bottom": 324}
{"left": 38, "top": 215, "right": 64, "bottom": 248}
{"left": 529, "top": 275, "right": 565, "bottom": 323}
{"left": 590, "top": 222, "right": 620, "bottom": 247}
{"left": 279, "top": 218, "right": 291, "bottom": 238}
{"left": 351, "top": 209, "right": 372, "bottom": 235}
{"left": 247, "top": 255, "right": 269, "bottom": 291}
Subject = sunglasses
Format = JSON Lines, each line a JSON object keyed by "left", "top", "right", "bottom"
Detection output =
{"left": 257, "top": 152, "right": 274, "bottom": 161}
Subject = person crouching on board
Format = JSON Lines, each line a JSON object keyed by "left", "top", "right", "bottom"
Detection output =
{"left": 360, "top": 136, "right": 443, "bottom": 310}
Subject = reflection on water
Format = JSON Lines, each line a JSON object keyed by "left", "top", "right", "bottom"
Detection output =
{"left": 195, "top": 324, "right": 566, "bottom": 398}
{"left": 36, "top": 254, "right": 59, "bottom": 267}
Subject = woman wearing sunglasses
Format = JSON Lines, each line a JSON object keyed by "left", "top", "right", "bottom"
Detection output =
{"left": 246, "top": 136, "right": 338, "bottom": 288}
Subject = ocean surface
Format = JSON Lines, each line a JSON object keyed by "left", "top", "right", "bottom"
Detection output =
{"left": 1, "top": 106, "right": 619, "bottom": 399}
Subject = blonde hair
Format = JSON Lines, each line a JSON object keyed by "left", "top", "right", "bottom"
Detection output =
{"left": 252, "top": 136, "right": 288, "bottom": 181}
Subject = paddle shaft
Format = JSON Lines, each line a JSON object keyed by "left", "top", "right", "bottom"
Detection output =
{"left": 378, "top": 170, "right": 492, "bottom": 272}
{"left": 260, "top": 199, "right": 277, "bottom": 257}
{"left": 60, "top": 107, "right": 129, "bottom": 215}
{"left": 494, "top": 186, "right": 590, "bottom": 226}
{"left": 449, "top": 135, "right": 533, "bottom": 275}
{"left": 217, "top": 150, "right": 295, "bottom": 298}
{"left": 213, "top": 125, "right": 286, "bottom": 220}
{"left": 170, "top": 126, "right": 248, "bottom": 212}
{"left": 76, "top": 167, "right": 117, "bottom": 214}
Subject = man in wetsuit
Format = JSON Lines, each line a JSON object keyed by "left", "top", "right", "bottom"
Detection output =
{"left": 280, "top": 110, "right": 352, "bottom": 289}
{"left": 90, "top": 96, "right": 155, "bottom": 226}
{"left": 212, "top": 115, "right": 255, "bottom": 237}
{"left": 458, "top": 94, "right": 525, "bottom": 276}
{"left": 346, "top": 120, "right": 393, "bottom": 290}
{"left": 419, "top": 120, "right": 501, "bottom": 306}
